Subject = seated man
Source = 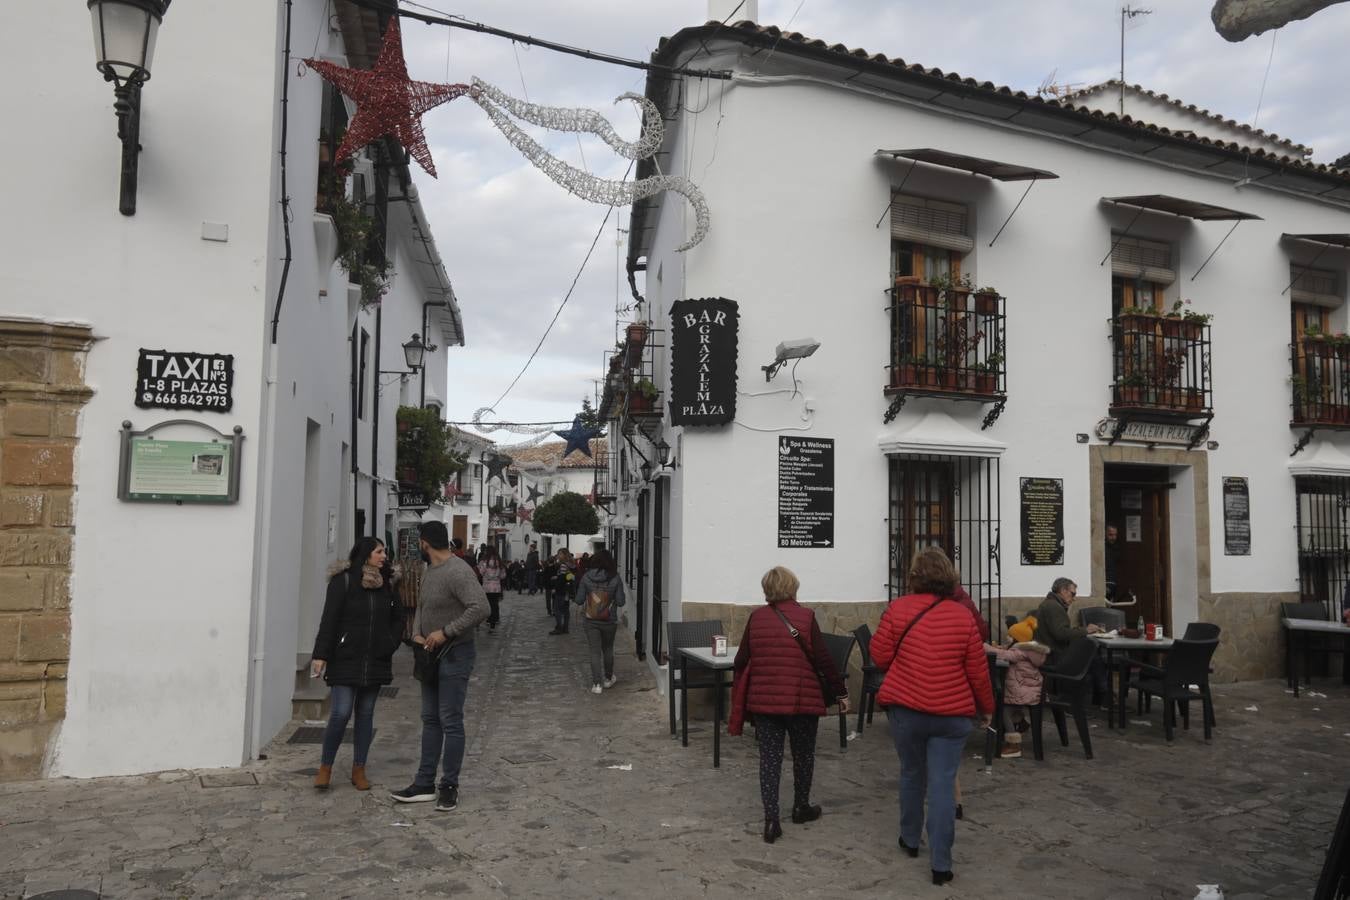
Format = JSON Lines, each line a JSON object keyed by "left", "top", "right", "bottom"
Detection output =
{"left": 1035, "top": 577, "right": 1107, "bottom": 702}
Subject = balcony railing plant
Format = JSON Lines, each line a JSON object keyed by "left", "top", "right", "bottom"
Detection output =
{"left": 1110, "top": 309, "right": 1211, "bottom": 414}
{"left": 886, "top": 278, "right": 1005, "bottom": 397}
{"left": 1291, "top": 334, "right": 1350, "bottom": 425}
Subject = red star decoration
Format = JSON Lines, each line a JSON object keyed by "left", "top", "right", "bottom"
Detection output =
{"left": 516, "top": 506, "right": 533, "bottom": 523}
{"left": 304, "top": 18, "right": 469, "bottom": 177}
{"left": 443, "top": 482, "right": 461, "bottom": 500}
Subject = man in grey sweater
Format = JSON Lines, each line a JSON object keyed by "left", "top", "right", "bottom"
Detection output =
{"left": 391, "top": 521, "right": 489, "bottom": 812}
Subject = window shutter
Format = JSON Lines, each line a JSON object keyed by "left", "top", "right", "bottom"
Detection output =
{"left": 1290, "top": 266, "right": 1342, "bottom": 307}
{"left": 1110, "top": 236, "right": 1175, "bottom": 285}
{"left": 890, "top": 195, "right": 973, "bottom": 253}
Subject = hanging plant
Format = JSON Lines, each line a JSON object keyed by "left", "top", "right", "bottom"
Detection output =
{"left": 330, "top": 194, "right": 393, "bottom": 308}
{"left": 395, "top": 406, "right": 467, "bottom": 503}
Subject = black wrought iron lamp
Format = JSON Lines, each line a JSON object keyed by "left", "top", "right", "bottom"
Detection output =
{"left": 380, "top": 334, "right": 427, "bottom": 379}
{"left": 88, "top": 0, "right": 171, "bottom": 216}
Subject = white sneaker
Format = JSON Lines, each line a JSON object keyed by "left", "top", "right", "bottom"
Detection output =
{"left": 590, "top": 684, "right": 603, "bottom": 694}
{"left": 603, "top": 675, "right": 617, "bottom": 688}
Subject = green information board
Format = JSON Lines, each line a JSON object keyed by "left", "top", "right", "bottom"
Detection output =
{"left": 118, "top": 420, "right": 244, "bottom": 504}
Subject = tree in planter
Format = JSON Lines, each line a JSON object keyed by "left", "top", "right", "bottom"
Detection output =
{"left": 395, "top": 406, "right": 466, "bottom": 504}
{"left": 331, "top": 194, "right": 393, "bottom": 308}
{"left": 629, "top": 378, "right": 659, "bottom": 413}
{"left": 532, "top": 491, "right": 600, "bottom": 555}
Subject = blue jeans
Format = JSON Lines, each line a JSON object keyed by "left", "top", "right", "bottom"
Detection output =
{"left": 321, "top": 685, "right": 380, "bottom": 766}
{"left": 886, "top": 706, "right": 973, "bottom": 873}
{"left": 416, "top": 641, "right": 476, "bottom": 789}
{"left": 527, "top": 570, "right": 538, "bottom": 593}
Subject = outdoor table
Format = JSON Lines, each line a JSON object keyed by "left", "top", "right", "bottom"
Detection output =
{"left": 1089, "top": 634, "right": 1174, "bottom": 729}
{"left": 1282, "top": 618, "right": 1350, "bottom": 698}
{"left": 677, "top": 645, "right": 737, "bottom": 768}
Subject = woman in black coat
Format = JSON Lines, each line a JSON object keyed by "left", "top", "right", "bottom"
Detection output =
{"left": 310, "top": 536, "right": 403, "bottom": 790}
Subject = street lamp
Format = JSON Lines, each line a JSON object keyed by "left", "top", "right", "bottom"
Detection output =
{"left": 401, "top": 333, "right": 427, "bottom": 371}
{"left": 88, "top": 0, "right": 171, "bottom": 216}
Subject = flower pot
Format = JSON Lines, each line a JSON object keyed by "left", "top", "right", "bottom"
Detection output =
{"left": 1179, "top": 321, "right": 1204, "bottom": 342}
{"left": 1117, "top": 385, "right": 1144, "bottom": 406}
{"left": 939, "top": 369, "right": 962, "bottom": 390}
{"left": 973, "top": 291, "right": 999, "bottom": 316}
{"left": 892, "top": 364, "right": 921, "bottom": 388}
{"left": 628, "top": 393, "right": 655, "bottom": 415}
{"left": 1116, "top": 314, "right": 1156, "bottom": 336}
{"left": 975, "top": 373, "right": 997, "bottom": 394}
{"left": 1185, "top": 390, "right": 1204, "bottom": 411}
{"left": 624, "top": 322, "right": 649, "bottom": 367}
{"left": 1156, "top": 387, "right": 1182, "bottom": 408}
{"left": 1160, "top": 318, "right": 1184, "bottom": 338}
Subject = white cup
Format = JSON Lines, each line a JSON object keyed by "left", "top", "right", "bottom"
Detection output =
{"left": 1155, "top": 625, "right": 1165, "bottom": 640}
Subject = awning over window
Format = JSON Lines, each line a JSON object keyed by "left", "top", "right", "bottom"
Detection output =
{"left": 1288, "top": 440, "right": 1350, "bottom": 477}
{"left": 1102, "top": 195, "right": 1262, "bottom": 221}
{"left": 878, "top": 409, "right": 1006, "bottom": 459}
{"left": 876, "top": 149, "right": 1059, "bottom": 181}
{"left": 1283, "top": 233, "right": 1350, "bottom": 249}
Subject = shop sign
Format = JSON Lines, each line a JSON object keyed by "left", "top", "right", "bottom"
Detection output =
{"left": 669, "top": 297, "right": 738, "bottom": 426}
{"left": 1020, "top": 477, "right": 1064, "bottom": 565}
{"left": 777, "top": 436, "right": 834, "bottom": 548}
{"left": 135, "top": 349, "right": 234, "bottom": 412}
{"left": 1094, "top": 418, "right": 1196, "bottom": 446}
{"left": 397, "top": 490, "right": 430, "bottom": 510}
{"left": 1223, "top": 476, "right": 1251, "bottom": 556}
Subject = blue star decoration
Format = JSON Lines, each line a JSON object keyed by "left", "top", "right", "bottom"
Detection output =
{"left": 484, "top": 452, "right": 513, "bottom": 484}
{"left": 526, "top": 482, "right": 543, "bottom": 503}
{"left": 554, "top": 416, "right": 602, "bottom": 460}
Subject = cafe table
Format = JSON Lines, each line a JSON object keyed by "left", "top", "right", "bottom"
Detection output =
{"left": 1282, "top": 617, "right": 1350, "bottom": 698}
{"left": 1089, "top": 633, "right": 1174, "bottom": 729}
{"left": 677, "top": 645, "right": 737, "bottom": 768}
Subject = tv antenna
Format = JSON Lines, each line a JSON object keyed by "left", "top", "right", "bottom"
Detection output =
{"left": 1036, "top": 68, "right": 1085, "bottom": 100}
{"left": 1120, "top": 6, "right": 1153, "bottom": 114}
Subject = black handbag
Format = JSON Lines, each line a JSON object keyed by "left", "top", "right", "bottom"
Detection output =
{"left": 412, "top": 639, "right": 451, "bottom": 684}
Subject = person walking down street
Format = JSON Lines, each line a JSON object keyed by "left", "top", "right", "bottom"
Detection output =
{"left": 573, "top": 550, "right": 626, "bottom": 694}
{"left": 525, "top": 543, "right": 540, "bottom": 595}
{"left": 730, "top": 566, "right": 848, "bottom": 845}
{"left": 480, "top": 546, "right": 505, "bottom": 633}
{"left": 309, "top": 536, "right": 404, "bottom": 792}
{"left": 391, "top": 521, "right": 490, "bottom": 813}
{"left": 870, "top": 547, "right": 994, "bottom": 887}
{"left": 549, "top": 549, "right": 576, "bottom": 635}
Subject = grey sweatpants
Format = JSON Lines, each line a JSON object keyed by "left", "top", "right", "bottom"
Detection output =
{"left": 582, "top": 618, "right": 618, "bottom": 685}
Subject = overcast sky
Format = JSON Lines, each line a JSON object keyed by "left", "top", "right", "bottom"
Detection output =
{"left": 400, "top": 0, "right": 1350, "bottom": 438}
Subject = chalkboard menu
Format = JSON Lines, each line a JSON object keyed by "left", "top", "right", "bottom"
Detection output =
{"left": 778, "top": 437, "right": 834, "bottom": 548}
{"left": 1223, "top": 476, "right": 1251, "bottom": 556}
{"left": 669, "top": 297, "right": 738, "bottom": 426}
{"left": 135, "top": 349, "right": 234, "bottom": 412}
{"left": 1020, "top": 477, "right": 1064, "bottom": 565}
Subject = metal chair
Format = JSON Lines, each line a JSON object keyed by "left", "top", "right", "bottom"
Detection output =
{"left": 1033, "top": 636, "right": 1097, "bottom": 760}
{"left": 852, "top": 624, "right": 884, "bottom": 735}
{"left": 1128, "top": 638, "right": 1219, "bottom": 741}
{"left": 1280, "top": 602, "right": 1343, "bottom": 689}
{"left": 667, "top": 619, "right": 727, "bottom": 737}
{"left": 819, "top": 632, "right": 855, "bottom": 751}
{"left": 1080, "top": 607, "right": 1126, "bottom": 631}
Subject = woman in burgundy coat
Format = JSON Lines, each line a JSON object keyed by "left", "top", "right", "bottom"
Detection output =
{"left": 871, "top": 547, "right": 994, "bottom": 886}
{"left": 732, "top": 566, "right": 848, "bottom": 843}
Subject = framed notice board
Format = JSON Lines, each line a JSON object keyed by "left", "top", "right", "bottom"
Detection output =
{"left": 117, "top": 419, "right": 244, "bottom": 503}
{"left": 1020, "top": 477, "right": 1064, "bottom": 565}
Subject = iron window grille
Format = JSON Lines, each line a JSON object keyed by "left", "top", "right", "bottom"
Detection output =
{"left": 1294, "top": 475, "right": 1350, "bottom": 620}
{"left": 1290, "top": 341, "right": 1350, "bottom": 427}
{"left": 1110, "top": 315, "right": 1212, "bottom": 415}
{"left": 887, "top": 453, "right": 1002, "bottom": 633}
{"left": 886, "top": 283, "right": 1006, "bottom": 398}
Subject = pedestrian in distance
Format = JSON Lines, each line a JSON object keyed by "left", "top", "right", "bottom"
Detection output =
{"left": 480, "top": 545, "right": 505, "bottom": 633}
{"left": 391, "top": 521, "right": 490, "bottom": 813}
{"left": 309, "top": 536, "right": 404, "bottom": 791}
{"left": 729, "top": 566, "right": 848, "bottom": 844}
{"left": 870, "top": 546, "right": 994, "bottom": 887}
{"left": 525, "top": 543, "right": 540, "bottom": 595}
{"left": 573, "top": 549, "right": 625, "bottom": 693}
{"left": 548, "top": 548, "right": 576, "bottom": 635}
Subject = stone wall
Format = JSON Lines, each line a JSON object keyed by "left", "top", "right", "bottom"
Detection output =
{"left": 1199, "top": 592, "right": 1296, "bottom": 682}
{"left": 0, "top": 318, "right": 95, "bottom": 780}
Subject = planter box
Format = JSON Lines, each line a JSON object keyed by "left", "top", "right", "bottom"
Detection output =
{"left": 973, "top": 291, "right": 999, "bottom": 315}
{"left": 1160, "top": 318, "right": 1185, "bottom": 339}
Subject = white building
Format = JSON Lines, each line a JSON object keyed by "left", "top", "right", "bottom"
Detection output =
{"left": 600, "top": 18, "right": 1350, "bottom": 684}
{"left": 0, "top": 1, "right": 464, "bottom": 779}
{"left": 504, "top": 440, "right": 611, "bottom": 559}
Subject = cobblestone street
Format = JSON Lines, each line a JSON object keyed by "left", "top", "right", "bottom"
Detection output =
{"left": 2, "top": 591, "right": 1347, "bottom": 899}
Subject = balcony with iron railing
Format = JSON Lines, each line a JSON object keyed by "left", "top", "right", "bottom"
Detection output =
{"left": 1290, "top": 338, "right": 1350, "bottom": 428}
{"left": 884, "top": 280, "right": 1006, "bottom": 428}
{"left": 1109, "top": 313, "right": 1212, "bottom": 418}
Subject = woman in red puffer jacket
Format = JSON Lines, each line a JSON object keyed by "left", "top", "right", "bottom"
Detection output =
{"left": 731, "top": 566, "right": 848, "bottom": 844}
{"left": 870, "top": 547, "right": 993, "bottom": 888}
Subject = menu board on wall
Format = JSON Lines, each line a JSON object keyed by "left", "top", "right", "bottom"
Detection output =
{"left": 669, "top": 297, "right": 738, "bottom": 426}
{"left": 1020, "top": 477, "right": 1064, "bottom": 565}
{"left": 1223, "top": 476, "right": 1251, "bottom": 556}
{"left": 777, "top": 437, "right": 834, "bottom": 548}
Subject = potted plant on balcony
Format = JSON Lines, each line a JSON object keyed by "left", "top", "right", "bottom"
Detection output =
{"left": 972, "top": 357, "right": 1002, "bottom": 394}
{"left": 1159, "top": 299, "right": 1187, "bottom": 338}
{"left": 624, "top": 321, "right": 650, "bottom": 368}
{"left": 1152, "top": 345, "right": 1187, "bottom": 407}
{"left": 1117, "top": 372, "right": 1147, "bottom": 406}
{"left": 1178, "top": 300, "right": 1212, "bottom": 341}
{"left": 1184, "top": 387, "right": 1204, "bottom": 411}
{"left": 973, "top": 285, "right": 1000, "bottom": 316}
{"left": 1116, "top": 305, "right": 1159, "bottom": 336}
{"left": 930, "top": 271, "right": 973, "bottom": 310}
{"left": 628, "top": 378, "right": 659, "bottom": 415}
{"left": 891, "top": 355, "right": 928, "bottom": 388}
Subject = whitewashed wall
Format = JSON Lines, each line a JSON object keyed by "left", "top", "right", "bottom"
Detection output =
{"left": 646, "top": 54, "right": 1350, "bottom": 626}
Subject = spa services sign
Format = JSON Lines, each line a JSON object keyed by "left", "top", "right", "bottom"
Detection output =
{"left": 135, "top": 349, "right": 234, "bottom": 412}
{"left": 669, "top": 297, "right": 738, "bottom": 426}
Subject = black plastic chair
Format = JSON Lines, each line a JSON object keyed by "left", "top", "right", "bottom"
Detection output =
{"left": 1182, "top": 622, "right": 1221, "bottom": 641}
{"left": 667, "top": 620, "right": 726, "bottom": 737}
{"left": 1034, "top": 636, "right": 1097, "bottom": 760}
{"left": 852, "top": 624, "right": 885, "bottom": 735}
{"left": 1128, "top": 638, "right": 1219, "bottom": 741}
{"left": 819, "top": 632, "right": 855, "bottom": 751}
{"left": 1080, "top": 607, "right": 1126, "bottom": 631}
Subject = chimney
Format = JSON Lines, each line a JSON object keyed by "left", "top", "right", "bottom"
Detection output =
{"left": 708, "top": 0, "right": 756, "bottom": 23}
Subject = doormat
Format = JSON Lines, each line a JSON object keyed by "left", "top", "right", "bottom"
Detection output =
{"left": 501, "top": 752, "right": 556, "bottom": 765}
{"left": 287, "top": 727, "right": 376, "bottom": 745}
{"left": 199, "top": 772, "right": 259, "bottom": 788}
{"left": 380, "top": 686, "right": 399, "bottom": 698}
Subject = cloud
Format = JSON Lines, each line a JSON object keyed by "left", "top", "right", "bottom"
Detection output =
{"left": 401, "top": 0, "right": 1350, "bottom": 432}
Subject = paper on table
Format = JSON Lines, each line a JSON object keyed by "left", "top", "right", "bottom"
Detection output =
{"left": 1094, "top": 630, "right": 1119, "bottom": 639}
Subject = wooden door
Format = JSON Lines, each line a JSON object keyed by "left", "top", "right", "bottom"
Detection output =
{"left": 1104, "top": 467, "right": 1172, "bottom": 628}
{"left": 452, "top": 515, "right": 468, "bottom": 548}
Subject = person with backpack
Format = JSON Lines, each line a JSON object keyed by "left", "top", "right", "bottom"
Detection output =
{"left": 309, "top": 536, "right": 404, "bottom": 791}
{"left": 572, "top": 549, "right": 626, "bottom": 693}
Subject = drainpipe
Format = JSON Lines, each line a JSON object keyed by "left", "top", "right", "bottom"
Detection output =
{"left": 370, "top": 302, "right": 382, "bottom": 537}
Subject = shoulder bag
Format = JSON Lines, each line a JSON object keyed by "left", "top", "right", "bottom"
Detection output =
{"left": 771, "top": 606, "right": 838, "bottom": 704}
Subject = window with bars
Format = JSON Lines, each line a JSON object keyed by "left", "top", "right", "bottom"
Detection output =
{"left": 888, "top": 454, "right": 1002, "bottom": 631}
{"left": 1294, "top": 475, "right": 1350, "bottom": 620}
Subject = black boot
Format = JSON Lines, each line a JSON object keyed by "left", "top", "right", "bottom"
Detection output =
{"left": 763, "top": 817, "right": 782, "bottom": 844}
{"left": 932, "top": 870, "right": 954, "bottom": 886}
{"left": 790, "top": 803, "right": 822, "bottom": 824}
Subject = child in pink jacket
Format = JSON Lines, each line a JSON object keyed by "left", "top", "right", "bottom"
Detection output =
{"left": 985, "top": 616, "right": 1049, "bottom": 759}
